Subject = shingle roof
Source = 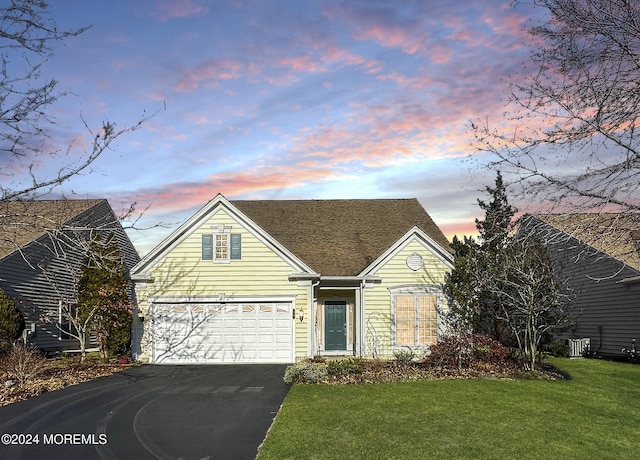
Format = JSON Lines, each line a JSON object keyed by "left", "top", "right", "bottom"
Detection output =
{"left": 232, "top": 198, "right": 451, "bottom": 276}
{"left": 0, "top": 199, "right": 103, "bottom": 260}
{"left": 532, "top": 213, "right": 640, "bottom": 271}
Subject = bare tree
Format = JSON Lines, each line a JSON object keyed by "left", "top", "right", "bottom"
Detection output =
{"left": 474, "top": 0, "right": 640, "bottom": 216}
{"left": 487, "top": 240, "right": 571, "bottom": 371}
{"left": 0, "top": 0, "right": 151, "bottom": 203}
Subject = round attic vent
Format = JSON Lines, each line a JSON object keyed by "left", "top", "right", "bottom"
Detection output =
{"left": 406, "top": 252, "right": 424, "bottom": 271}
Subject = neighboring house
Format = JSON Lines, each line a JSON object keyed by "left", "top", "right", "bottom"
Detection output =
{"left": 0, "top": 199, "right": 140, "bottom": 352}
{"left": 130, "top": 194, "right": 453, "bottom": 364}
{"left": 522, "top": 213, "right": 640, "bottom": 357}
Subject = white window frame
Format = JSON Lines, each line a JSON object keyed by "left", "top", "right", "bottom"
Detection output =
{"left": 209, "top": 225, "right": 241, "bottom": 263}
{"left": 390, "top": 285, "right": 441, "bottom": 348}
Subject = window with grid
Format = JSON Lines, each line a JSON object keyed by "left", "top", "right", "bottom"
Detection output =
{"left": 394, "top": 293, "right": 437, "bottom": 346}
{"left": 203, "top": 230, "right": 241, "bottom": 261}
{"left": 215, "top": 233, "right": 228, "bottom": 260}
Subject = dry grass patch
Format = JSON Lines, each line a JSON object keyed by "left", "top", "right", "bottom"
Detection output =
{"left": 1, "top": 349, "right": 134, "bottom": 407}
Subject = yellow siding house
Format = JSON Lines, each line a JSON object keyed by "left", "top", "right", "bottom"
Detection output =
{"left": 130, "top": 194, "right": 453, "bottom": 363}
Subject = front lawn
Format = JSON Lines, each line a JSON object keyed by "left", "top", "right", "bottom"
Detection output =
{"left": 258, "top": 358, "right": 640, "bottom": 459}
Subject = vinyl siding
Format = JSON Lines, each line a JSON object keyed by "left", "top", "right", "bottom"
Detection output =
{"left": 532, "top": 219, "right": 640, "bottom": 356}
{"left": 364, "top": 238, "right": 450, "bottom": 357}
{"left": 0, "top": 200, "right": 139, "bottom": 352}
{"left": 135, "top": 208, "right": 308, "bottom": 360}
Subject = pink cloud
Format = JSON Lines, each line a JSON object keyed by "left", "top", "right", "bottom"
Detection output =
{"left": 323, "top": 4, "right": 429, "bottom": 55}
{"left": 119, "top": 164, "right": 344, "bottom": 213}
{"left": 277, "top": 54, "right": 325, "bottom": 73}
{"left": 151, "top": 0, "right": 210, "bottom": 22}
{"left": 356, "top": 25, "right": 424, "bottom": 54}
{"left": 174, "top": 59, "right": 244, "bottom": 92}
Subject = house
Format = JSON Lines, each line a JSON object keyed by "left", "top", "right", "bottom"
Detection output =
{"left": 0, "top": 199, "right": 140, "bottom": 352}
{"left": 130, "top": 194, "right": 453, "bottom": 364}
{"left": 521, "top": 213, "right": 640, "bottom": 357}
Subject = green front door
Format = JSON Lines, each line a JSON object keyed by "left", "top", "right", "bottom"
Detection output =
{"left": 325, "top": 301, "right": 347, "bottom": 351}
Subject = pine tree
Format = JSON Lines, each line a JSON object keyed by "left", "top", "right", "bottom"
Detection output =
{"left": 76, "top": 234, "right": 132, "bottom": 361}
{"left": 475, "top": 171, "right": 517, "bottom": 251}
{"left": 0, "top": 288, "right": 24, "bottom": 352}
{"left": 444, "top": 171, "right": 516, "bottom": 342}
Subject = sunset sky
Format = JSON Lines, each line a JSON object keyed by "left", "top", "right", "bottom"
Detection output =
{"left": 10, "top": 0, "right": 550, "bottom": 255}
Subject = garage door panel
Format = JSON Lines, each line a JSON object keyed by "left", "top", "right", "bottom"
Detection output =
{"left": 240, "top": 319, "right": 257, "bottom": 329}
{"left": 151, "top": 302, "right": 294, "bottom": 364}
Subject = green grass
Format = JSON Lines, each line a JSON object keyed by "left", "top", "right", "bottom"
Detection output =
{"left": 258, "top": 358, "right": 640, "bottom": 459}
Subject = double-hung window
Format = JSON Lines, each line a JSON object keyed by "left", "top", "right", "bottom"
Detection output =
{"left": 202, "top": 228, "right": 241, "bottom": 261}
{"left": 392, "top": 287, "right": 439, "bottom": 346}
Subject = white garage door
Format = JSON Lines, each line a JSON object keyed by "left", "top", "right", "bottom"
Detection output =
{"left": 150, "top": 302, "right": 294, "bottom": 364}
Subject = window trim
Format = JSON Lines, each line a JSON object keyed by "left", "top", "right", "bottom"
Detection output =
{"left": 390, "top": 285, "right": 440, "bottom": 347}
{"left": 202, "top": 226, "right": 241, "bottom": 262}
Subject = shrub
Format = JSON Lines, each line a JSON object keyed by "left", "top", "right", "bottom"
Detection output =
{"left": 471, "top": 335, "right": 515, "bottom": 365}
{"left": 393, "top": 348, "right": 417, "bottom": 365}
{"left": 549, "top": 339, "right": 570, "bottom": 358}
{"left": 1, "top": 345, "right": 47, "bottom": 385}
{"left": 426, "top": 333, "right": 474, "bottom": 369}
{"left": 283, "top": 361, "right": 328, "bottom": 384}
{"left": 0, "top": 288, "right": 24, "bottom": 352}
{"left": 327, "top": 358, "right": 364, "bottom": 377}
{"left": 425, "top": 334, "right": 519, "bottom": 370}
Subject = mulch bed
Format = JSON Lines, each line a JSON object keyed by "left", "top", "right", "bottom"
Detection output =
{"left": 321, "top": 359, "right": 570, "bottom": 385}
{"left": 1, "top": 359, "right": 134, "bottom": 407}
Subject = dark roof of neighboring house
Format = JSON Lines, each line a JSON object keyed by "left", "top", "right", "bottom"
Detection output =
{"left": 530, "top": 213, "right": 640, "bottom": 271}
{"left": 232, "top": 198, "right": 451, "bottom": 276}
{"left": 0, "top": 199, "right": 104, "bottom": 260}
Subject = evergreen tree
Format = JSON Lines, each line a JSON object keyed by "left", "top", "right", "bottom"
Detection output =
{"left": 475, "top": 171, "right": 517, "bottom": 252}
{"left": 0, "top": 288, "right": 24, "bottom": 352}
{"left": 444, "top": 171, "right": 516, "bottom": 341}
{"left": 77, "top": 234, "right": 132, "bottom": 360}
{"left": 445, "top": 171, "right": 569, "bottom": 369}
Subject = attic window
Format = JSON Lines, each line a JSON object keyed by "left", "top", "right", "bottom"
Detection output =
{"left": 202, "top": 228, "right": 241, "bottom": 261}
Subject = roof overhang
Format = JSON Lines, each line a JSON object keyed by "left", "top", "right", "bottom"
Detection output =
{"left": 620, "top": 275, "right": 640, "bottom": 285}
{"left": 288, "top": 273, "right": 382, "bottom": 285}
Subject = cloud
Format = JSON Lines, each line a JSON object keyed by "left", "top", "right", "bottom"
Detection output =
{"left": 174, "top": 59, "right": 244, "bottom": 91}
{"left": 150, "top": 0, "right": 210, "bottom": 22}
{"left": 324, "top": 3, "right": 429, "bottom": 55}
{"left": 115, "top": 163, "right": 349, "bottom": 214}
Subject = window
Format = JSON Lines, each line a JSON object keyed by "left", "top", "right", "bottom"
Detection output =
{"left": 393, "top": 291, "right": 438, "bottom": 346}
{"left": 202, "top": 231, "right": 241, "bottom": 261}
{"left": 215, "top": 233, "right": 228, "bottom": 260}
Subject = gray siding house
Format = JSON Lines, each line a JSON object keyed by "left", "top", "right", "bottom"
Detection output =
{"left": 522, "top": 213, "right": 640, "bottom": 357}
{"left": 0, "top": 199, "right": 139, "bottom": 352}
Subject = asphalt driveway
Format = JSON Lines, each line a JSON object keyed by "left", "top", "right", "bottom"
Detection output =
{"left": 0, "top": 364, "right": 290, "bottom": 460}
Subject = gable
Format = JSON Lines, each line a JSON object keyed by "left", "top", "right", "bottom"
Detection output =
{"left": 360, "top": 226, "right": 454, "bottom": 279}
{"left": 0, "top": 199, "right": 104, "bottom": 260}
{"left": 233, "top": 198, "right": 451, "bottom": 276}
{"left": 131, "top": 195, "right": 314, "bottom": 278}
